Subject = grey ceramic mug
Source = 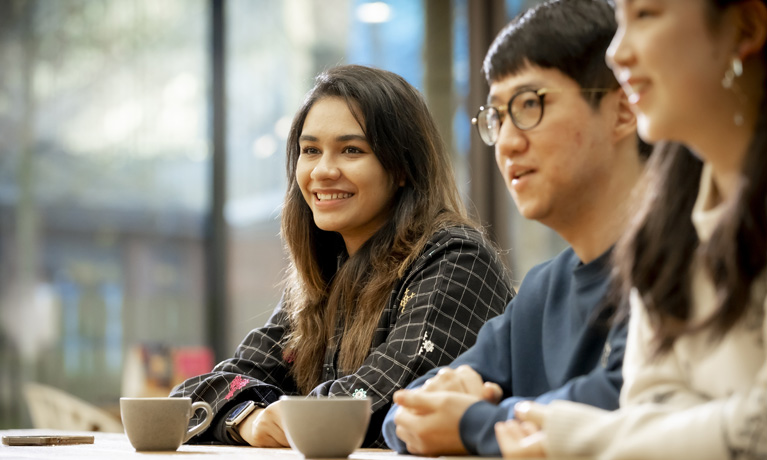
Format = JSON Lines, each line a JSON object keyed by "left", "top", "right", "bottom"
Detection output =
{"left": 280, "top": 396, "right": 371, "bottom": 458}
{"left": 120, "top": 397, "right": 212, "bottom": 451}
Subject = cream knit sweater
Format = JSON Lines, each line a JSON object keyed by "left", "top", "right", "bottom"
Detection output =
{"left": 541, "top": 164, "right": 767, "bottom": 459}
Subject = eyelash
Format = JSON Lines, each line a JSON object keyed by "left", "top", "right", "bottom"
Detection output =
{"left": 300, "top": 146, "right": 366, "bottom": 155}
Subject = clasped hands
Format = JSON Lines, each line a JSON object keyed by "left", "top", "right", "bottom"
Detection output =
{"left": 393, "top": 364, "right": 547, "bottom": 457}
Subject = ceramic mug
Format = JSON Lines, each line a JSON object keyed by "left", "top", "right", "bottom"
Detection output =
{"left": 279, "top": 396, "right": 371, "bottom": 458}
{"left": 120, "top": 397, "right": 212, "bottom": 451}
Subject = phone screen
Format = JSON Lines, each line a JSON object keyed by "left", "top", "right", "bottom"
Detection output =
{"left": 2, "top": 435, "right": 95, "bottom": 446}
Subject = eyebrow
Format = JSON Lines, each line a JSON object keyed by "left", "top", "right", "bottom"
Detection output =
{"left": 299, "top": 134, "right": 368, "bottom": 143}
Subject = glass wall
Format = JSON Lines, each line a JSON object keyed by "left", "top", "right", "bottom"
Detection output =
{"left": 0, "top": 0, "right": 209, "bottom": 427}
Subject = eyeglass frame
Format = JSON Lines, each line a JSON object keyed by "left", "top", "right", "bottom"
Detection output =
{"left": 471, "top": 87, "right": 612, "bottom": 146}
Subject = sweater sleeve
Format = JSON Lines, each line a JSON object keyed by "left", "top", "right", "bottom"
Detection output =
{"left": 542, "top": 290, "right": 767, "bottom": 460}
{"left": 309, "top": 230, "right": 513, "bottom": 447}
{"left": 458, "top": 312, "right": 627, "bottom": 456}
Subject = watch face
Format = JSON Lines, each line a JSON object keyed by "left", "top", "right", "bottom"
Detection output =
{"left": 229, "top": 401, "right": 254, "bottom": 420}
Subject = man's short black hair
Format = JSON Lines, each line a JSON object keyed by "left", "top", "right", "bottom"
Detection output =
{"left": 484, "top": 0, "right": 619, "bottom": 107}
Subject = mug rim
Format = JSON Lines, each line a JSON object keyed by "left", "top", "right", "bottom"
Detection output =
{"left": 279, "top": 395, "right": 369, "bottom": 401}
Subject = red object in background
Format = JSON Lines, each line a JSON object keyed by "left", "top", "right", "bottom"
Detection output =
{"left": 173, "top": 347, "right": 215, "bottom": 382}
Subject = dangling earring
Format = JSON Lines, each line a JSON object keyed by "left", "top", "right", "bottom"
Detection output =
{"left": 722, "top": 56, "right": 745, "bottom": 126}
{"left": 722, "top": 56, "right": 743, "bottom": 89}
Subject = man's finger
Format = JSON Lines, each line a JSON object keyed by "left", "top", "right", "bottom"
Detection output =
{"left": 482, "top": 382, "right": 503, "bottom": 403}
{"left": 393, "top": 389, "right": 440, "bottom": 412}
{"left": 514, "top": 401, "right": 545, "bottom": 426}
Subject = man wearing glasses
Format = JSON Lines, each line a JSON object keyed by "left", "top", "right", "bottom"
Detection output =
{"left": 382, "top": 0, "right": 649, "bottom": 456}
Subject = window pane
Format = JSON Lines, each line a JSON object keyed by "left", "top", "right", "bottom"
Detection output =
{"left": 0, "top": 0, "right": 208, "bottom": 428}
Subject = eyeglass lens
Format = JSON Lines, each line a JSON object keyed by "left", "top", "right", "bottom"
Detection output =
{"left": 475, "top": 89, "right": 543, "bottom": 146}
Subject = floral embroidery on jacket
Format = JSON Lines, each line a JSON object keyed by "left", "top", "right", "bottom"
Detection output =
{"left": 225, "top": 375, "right": 250, "bottom": 400}
{"left": 400, "top": 288, "right": 416, "bottom": 313}
{"left": 418, "top": 331, "right": 435, "bottom": 355}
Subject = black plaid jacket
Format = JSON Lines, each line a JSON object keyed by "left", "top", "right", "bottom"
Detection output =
{"left": 170, "top": 225, "right": 514, "bottom": 447}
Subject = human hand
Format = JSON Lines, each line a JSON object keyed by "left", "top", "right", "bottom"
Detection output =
{"left": 239, "top": 401, "right": 289, "bottom": 447}
{"left": 494, "top": 401, "right": 547, "bottom": 458}
{"left": 392, "top": 389, "right": 479, "bottom": 456}
{"left": 421, "top": 365, "right": 503, "bottom": 403}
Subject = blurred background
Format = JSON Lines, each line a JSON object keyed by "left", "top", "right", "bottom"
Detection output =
{"left": 0, "top": 0, "right": 561, "bottom": 430}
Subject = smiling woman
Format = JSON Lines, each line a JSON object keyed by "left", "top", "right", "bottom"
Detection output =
{"left": 170, "top": 65, "right": 514, "bottom": 449}
{"left": 295, "top": 97, "right": 400, "bottom": 255}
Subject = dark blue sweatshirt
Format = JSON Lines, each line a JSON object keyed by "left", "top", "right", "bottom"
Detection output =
{"left": 382, "top": 247, "right": 627, "bottom": 456}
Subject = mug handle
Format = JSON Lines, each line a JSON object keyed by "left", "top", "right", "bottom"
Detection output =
{"left": 184, "top": 401, "right": 213, "bottom": 443}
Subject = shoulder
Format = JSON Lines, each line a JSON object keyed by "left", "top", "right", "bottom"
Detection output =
{"left": 404, "top": 224, "right": 509, "bottom": 281}
{"left": 523, "top": 246, "right": 579, "bottom": 281}
{"left": 422, "top": 225, "right": 494, "bottom": 253}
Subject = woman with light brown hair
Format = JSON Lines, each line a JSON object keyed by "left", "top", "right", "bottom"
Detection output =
{"left": 171, "top": 65, "right": 513, "bottom": 448}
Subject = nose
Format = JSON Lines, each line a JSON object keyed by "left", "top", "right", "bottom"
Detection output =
{"left": 606, "top": 25, "right": 632, "bottom": 72}
{"left": 494, "top": 117, "right": 527, "bottom": 164}
{"left": 310, "top": 152, "right": 341, "bottom": 181}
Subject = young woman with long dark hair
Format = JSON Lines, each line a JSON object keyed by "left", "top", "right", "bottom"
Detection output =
{"left": 171, "top": 65, "right": 513, "bottom": 448}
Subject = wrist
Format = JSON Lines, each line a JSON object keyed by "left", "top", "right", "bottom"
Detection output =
{"left": 237, "top": 407, "right": 266, "bottom": 445}
{"left": 225, "top": 400, "right": 267, "bottom": 445}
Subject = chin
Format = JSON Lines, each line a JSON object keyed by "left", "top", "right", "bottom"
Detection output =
{"left": 637, "top": 114, "right": 675, "bottom": 145}
{"left": 515, "top": 205, "right": 542, "bottom": 221}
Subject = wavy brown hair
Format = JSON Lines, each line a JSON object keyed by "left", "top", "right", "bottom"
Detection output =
{"left": 613, "top": 0, "right": 767, "bottom": 354}
{"left": 280, "top": 65, "right": 476, "bottom": 392}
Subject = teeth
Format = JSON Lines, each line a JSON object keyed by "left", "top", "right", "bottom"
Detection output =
{"left": 316, "top": 193, "right": 353, "bottom": 201}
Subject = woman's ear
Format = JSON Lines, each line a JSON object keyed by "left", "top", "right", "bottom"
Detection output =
{"left": 734, "top": 0, "right": 767, "bottom": 59}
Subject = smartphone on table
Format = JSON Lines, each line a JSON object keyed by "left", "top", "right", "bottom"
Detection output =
{"left": 2, "top": 435, "right": 95, "bottom": 446}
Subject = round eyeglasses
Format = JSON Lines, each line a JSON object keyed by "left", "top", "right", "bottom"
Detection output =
{"left": 471, "top": 88, "right": 610, "bottom": 146}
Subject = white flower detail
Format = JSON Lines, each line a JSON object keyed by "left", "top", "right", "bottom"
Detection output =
{"left": 418, "top": 331, "right": 435, "bottom": 355}
{"left": 352, "top": 388, "right": 367, "bottom": 399}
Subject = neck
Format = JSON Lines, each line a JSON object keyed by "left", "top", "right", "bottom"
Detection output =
{"left": 687, "top": 119, "right": 754, "bottom": 205}
{"left": 688, "top": 63, "right": 764, "bottom": 203}
{"left": 551, "top": 143, "right": 644, "bottom": 264}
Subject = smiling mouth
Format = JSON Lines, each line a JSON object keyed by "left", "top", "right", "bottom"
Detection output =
{"left": 315, "top": 192, "right": 354, "bottom": 201}
{"left": 623, "top": 82, "right": 649, "bottom": 104}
